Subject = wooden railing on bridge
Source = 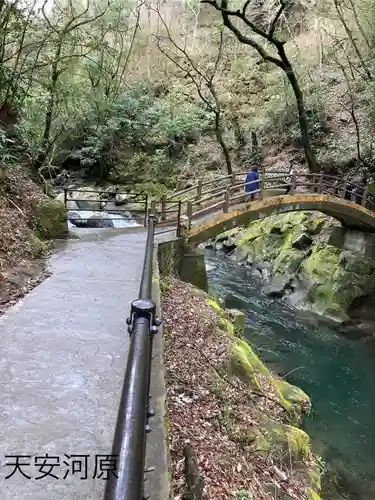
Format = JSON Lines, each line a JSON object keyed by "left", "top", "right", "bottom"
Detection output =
{"left": 151, "top": 170, "right": 375, "bottom": 234}
{"left": 63, "top": 170, "right": 375, "bottom": 236}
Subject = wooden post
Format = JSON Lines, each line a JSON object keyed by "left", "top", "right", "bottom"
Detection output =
{"left": 143, "top": 194, "right": 148, "bottom": 227}
{"left": 260, "top": 167, "right": 265, "bottom": 200}
{"left": 63, "top": 188, "right": 68, "bottom": 207}
{"left": 176, "top": 201, "right": 182, "bottom": 237}
{"left": 362, "top": 187, "right": 368, "bottom": 207}
{"left": 290, "top": 171, "right": 297, "bottom": 194}
{"left": 150, "top": 200, "right": 156, "bottom": 215}
{"left": 318, "top": 171, "right": 324, "bottom": 194}
{"left": 161, "top": 195, "right": 166, "bottom": 222}
{"left": 223, "top": 187, "right": 230, "bottom": 213}
{"left": 186, "top": 201, "right": 193, "bottom": 230}
{"left": 231, "top": 172, "right": 236, "bottom": 184}
{"left": 183, "top": 444, "right": 204, "bottom": 500}
{"left": 196, "top": 180, "right": 202, "bottom": 201}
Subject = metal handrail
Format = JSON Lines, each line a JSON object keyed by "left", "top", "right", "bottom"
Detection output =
{"left": 103, "top": 216, "right": 161, "bottom": 500}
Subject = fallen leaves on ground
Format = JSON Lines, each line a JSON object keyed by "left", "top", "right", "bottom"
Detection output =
{"left": 161, "top": 279, "right": 315, "bottom": 500}
{"left": 0, "top": 164, "right": 51, "bottom": 313}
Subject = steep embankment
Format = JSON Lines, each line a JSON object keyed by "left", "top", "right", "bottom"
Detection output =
{"left": 204, "top": 211, "right": 375, "bottom": 326}
{"left": 0, "top": 164, "right": 67, "bottom": 312}
{"left": 161, "top": 279, "right": 322, "bottom": 500}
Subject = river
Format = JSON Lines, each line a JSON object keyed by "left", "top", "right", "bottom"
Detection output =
{"left": 205, "top": 251, "right": 375, "bottom": 499}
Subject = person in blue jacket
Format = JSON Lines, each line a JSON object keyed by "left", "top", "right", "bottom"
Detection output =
{"left": 244, "top": 166, "right": 259, "bottom": 200}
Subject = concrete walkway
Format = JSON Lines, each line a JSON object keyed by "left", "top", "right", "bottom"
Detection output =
{"left": 0, "top": 228, "right": 147, "bottom": 500}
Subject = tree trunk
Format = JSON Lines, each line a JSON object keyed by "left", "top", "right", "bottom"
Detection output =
{"left": 231, "top": 112, "right": 246, "bottom": 152}
{"left": 251, "top": 131, "right": 258, "bottom": 152}
{"left": 34, "top": 34, "right": 65, "bottom": 170}
{"left": 278, "top": 44, "right": 319, "bottom": 173}
{"left": 215, "top": 113, "right": 233, "bottom": 175}
{"left": 214, "top": 111, "right": 233, "bottom": 175}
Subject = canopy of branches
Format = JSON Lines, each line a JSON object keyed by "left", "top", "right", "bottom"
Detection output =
{"left": 1, "top": 0, "right": 375, "bottom": 187}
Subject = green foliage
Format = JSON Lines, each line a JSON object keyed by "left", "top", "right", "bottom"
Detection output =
{"left": 0, "top": 129, "right": 17, "bottom": 162}
{"left": 60, "top": 84, "right": 212, "bottom": 181}
{"left": 134, "top": 180, "right": 169, "bottom": 198}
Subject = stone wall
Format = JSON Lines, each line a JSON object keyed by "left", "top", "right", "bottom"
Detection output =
{"left": 157, "top": 238, "right": 208, "bottom": 291}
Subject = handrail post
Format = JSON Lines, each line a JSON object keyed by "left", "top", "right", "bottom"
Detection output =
{"left": 161, "top": 195, "right": 166, "bottom": 222}
{"left": 63, "top": 188, "right": 68, "bottom": 208}
{"left": 186, "top": 201, "right": 193, "bottom": 230}
{"left": 177, "top": 201, "right": 182, "bottom": 237}
{"left": 318, "top": 171, "right": 324, "bottom": 194}
{"left": 231, "top": 172, "right": 236, "bottom": 184}
{"left": 290, "top": 171, "right": 297, "bottom": 195}
{"left": 362, "top": 187, "right": 368, "bottom": 207}
{"left": 312, "top": 174, "right": 318, "bottom": 193}
{"left": 260, "top": 167, "right": 265, "bottom": 200}
{"left": 196, "top": 180, "right": 202, "bottom": 201}
{"left": 223, "top": 187, "right": 230, "bottom": 213}
{"left": 144, "top": 195, "right": 148, "bottom": 227}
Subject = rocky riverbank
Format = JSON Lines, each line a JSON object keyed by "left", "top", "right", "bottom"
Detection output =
{"left": 161, "top": 279, "right": 322, "bottom": 499}
{"left": 203, "top": 212, "right": 375, "bottom": 327}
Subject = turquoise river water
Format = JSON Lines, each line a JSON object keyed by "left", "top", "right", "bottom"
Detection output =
{"left": 205, "top": 251, "right": 375, "bottom": 499}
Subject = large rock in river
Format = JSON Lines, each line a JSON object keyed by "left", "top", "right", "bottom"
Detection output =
{"left": 208, "top": 212, "right": 375, "bottom": 322}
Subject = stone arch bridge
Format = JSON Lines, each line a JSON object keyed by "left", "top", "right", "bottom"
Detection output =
{"left": 185, "top": 193, "right": 375, "bottom": 247}
{"left": 155, "top": 171, "right": 375, "bottom": 290}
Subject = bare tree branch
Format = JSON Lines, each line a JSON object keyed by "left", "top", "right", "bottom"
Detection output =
{"left": 269, "top": 0, "right": 286, "bottom": 38}
{"left": 201, "top": 0, "right": 319, "bottom": 172}
{"left": 153, "top": 3, "right": 233, "bottom": 174}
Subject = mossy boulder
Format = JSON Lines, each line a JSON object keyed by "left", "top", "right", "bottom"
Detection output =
{"left": 308, "top": 465, "right": 322, "bottom": 492}
{"left": 231, "top": 212, "right": 326, "bottom": 274}
{"left": 201, "top": 287, "right": 320, "bottom": 499}
{"left": 307, "top": 488, "right": 322, "bottom": 500}
{"left": 227, "top": 308, "right": 245, "bottom": 336}
{"left": 206, "top": 298, "right": 311, "bottom": 419}
{"left": 300, "top": 245, "right": 373, "bottom": 321}
{"left": 32, "top": 199, "right": 68, "bottom": 239}
{"left": 254, "top": 411, "right": 310, "bottom": 461}
{"left": 229, "top": 338, "right": 267, "bottom": 391}
{"left": 275, "top": 379, "right": 311, "bottom": 418}
{"left": 211, "top": 211, "right": 374, "bottom": 322}
{"left": 29, "top": 232, "right": 48, "bottom": 257}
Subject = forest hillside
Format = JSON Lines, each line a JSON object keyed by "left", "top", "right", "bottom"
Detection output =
{"left": 1, "top": 0, "right": 375, "bottom": 196}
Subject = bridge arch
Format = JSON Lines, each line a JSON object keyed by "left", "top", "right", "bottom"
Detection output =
{"left": 186, "top": 194, "right": 375, "bottom": 246}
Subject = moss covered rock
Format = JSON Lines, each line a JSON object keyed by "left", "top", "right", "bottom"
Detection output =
{"left": 300, "top": 245, "right": 373, "bottom": 321}
{"left": 307, "top": 488, "right": 322, "bottom": 500}
{"left": 206, "top": 298, "right": 312, "bottom": 420}
{"left": 254, "top": 411, "right": 310, "bottom": 461}
{"left": 275, "top": 379, "right": 311, "bottom": 418}
{"left": 211, "top": 211, "right": 374, "bottom": 322}
{"left": 32, "top": 199, "right": 68, "bottom": 239}
{"left": 229, "top": 338, "right": 267, "bottom": 391}
{"left": 200, "top": 288, "right": 321, "bottom": 498}
{"left": 227, "top": 308, "right": 245, "bottom": 336}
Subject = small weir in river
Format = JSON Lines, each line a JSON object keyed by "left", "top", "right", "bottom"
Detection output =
{"left": 67, "top": 209, "right": 141, "bottom": 229}
{"left": 206, "top": 251, "right": 375, "bottom": 499}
